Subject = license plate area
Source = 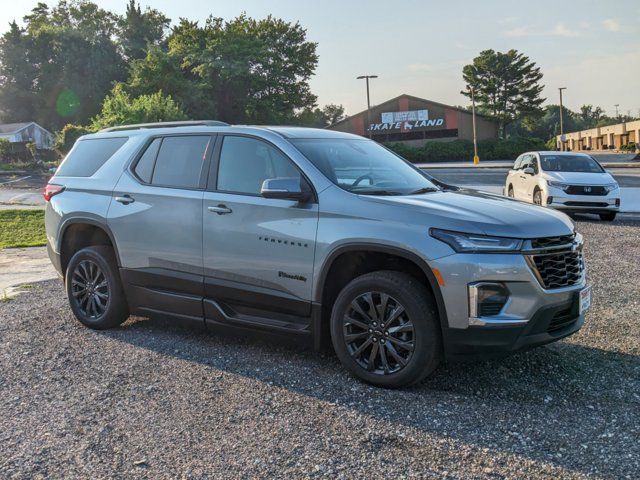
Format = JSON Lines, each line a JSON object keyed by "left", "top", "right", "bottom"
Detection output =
{"left": 579, "top": 286, "right": 592, "bottom": 314}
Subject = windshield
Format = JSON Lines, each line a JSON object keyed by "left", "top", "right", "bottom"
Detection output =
{"left": 291, "top": 138, "right": 438, "bottom": 195}
{"left": 540, "top": 154, "right": 604, "bottom": 173}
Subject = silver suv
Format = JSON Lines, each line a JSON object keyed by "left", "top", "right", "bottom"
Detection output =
{"left": 45, "top": 121, "right": 591, "bottom": 388}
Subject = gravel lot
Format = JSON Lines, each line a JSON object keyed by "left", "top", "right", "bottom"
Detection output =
{"left": 1, "top": 216, "right": 638, "bottom": 479}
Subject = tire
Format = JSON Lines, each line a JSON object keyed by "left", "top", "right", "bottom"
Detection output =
{"left": 65, "top": 246, "right": 129, "bottom": 329}
{"left": 533, "top": 188, "right": 542, "bottom": 206}
{"left": 599, "top": 212, "right": 617, "bottom": 221}
{"left": 507, "top": 185, "right": 514, "bottom": 198}
{"left": 330, "top": 271, "right": 442, "bottom": 388}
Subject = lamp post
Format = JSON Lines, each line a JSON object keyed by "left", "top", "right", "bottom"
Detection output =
{"left": 467, "top": 85, "right": 479, "bottom": 165}
{"left": 357, "top": 75, "right": 378, "bottom": 138}
{"left": 558, "top": 87, "right": 567, "bottom": 150}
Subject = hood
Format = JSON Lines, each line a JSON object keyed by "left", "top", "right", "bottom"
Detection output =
{"left": 361, "top": 189, "right": 575, "bottom": 238}
{"left": 543, "top": 171, "right": 615, "bottom": 184}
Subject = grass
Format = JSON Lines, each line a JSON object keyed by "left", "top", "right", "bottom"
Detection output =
{"left": 0, "top": 209, "right": 46, "bottom": 248}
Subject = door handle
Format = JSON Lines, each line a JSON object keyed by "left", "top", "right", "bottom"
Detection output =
{"left": 115, "top": 194, "right": 135, "bottom": 205}
{"left": 208, "top": 204, "right": 232, "bottom": 215}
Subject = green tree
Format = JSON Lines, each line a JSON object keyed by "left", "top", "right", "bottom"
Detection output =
{"left": 126, "top": 14, "right": 319, "bottom": 123}
{"left": 462, "top": 49, "right": 545, "bottom": 137}
{"left": 54, "top": 123, "right": 94, "bottom": 154}
{"left": 0, "top": 138, "right": 11, "bottom": 161}
{"left": 118, "top": 0, "right": 170, "bottom": 61}
{"left": 292, "top": 104, "right": 345, "bottom": 127}
{"left": 0, "top": 1, "right": 126, "bottom": 129}
{"left": 91, "top": 84, "right": 187, "bottom": 130}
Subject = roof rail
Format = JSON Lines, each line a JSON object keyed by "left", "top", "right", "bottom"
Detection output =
{"left": 100, "top": 120, "right": 229, "bottom": 132}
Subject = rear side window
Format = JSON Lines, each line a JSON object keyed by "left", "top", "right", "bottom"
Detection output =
{"left": 134, "top": 138, "right": 161, "bottom": 183}
{"left": 151, "top": 136, "right": 211, "bottom": 189}
{"left": 56, "top": 137, "right": 128, "bottom": 177}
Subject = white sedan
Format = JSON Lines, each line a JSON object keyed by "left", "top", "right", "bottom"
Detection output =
{"left": 505, "top": 151, "right": 620, "bottom": 221}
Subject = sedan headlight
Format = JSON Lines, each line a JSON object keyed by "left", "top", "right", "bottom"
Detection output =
{"left": 547, "top": 180, "right": 569, "bottom": 191}
{"left": 604, "top": 182, "right": 619, "bottom": 193}
{"left": 430, "top": 229, "right": 523, "bottom": 253}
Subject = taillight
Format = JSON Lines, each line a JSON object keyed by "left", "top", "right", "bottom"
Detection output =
{"left": 43, "top": 183, "right": 65, "bottom": 202}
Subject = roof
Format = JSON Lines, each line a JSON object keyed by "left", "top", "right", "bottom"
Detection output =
{"left": 84, "top": 124, "right": 361, "bottom": 140}
{"left": 0, "top": 121, "right": 52, "bottom": 135}
{"left": 329, "top": 93, "right": 494, "bottom": 129}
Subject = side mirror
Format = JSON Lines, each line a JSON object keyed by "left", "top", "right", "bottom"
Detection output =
{"left": 260, "top": 177, "right": 311, "bottom": 202}
{"left": 523, "top": 167, "right": 535, "bottom": 176}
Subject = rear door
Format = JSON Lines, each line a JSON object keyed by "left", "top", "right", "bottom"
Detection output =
{"left": 108, "top": 134, "right": 215, "bottom": 319}
{"left": 202, "top": 134, "right": 319, "bottom": 323}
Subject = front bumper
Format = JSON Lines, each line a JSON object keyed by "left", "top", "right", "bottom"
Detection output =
{"left": 443, "top": 293, "right": 583, "bottom": 360}
{"left": 431, "top": 250, "right": 586, "bottom": 361}
{"left": 545, "top": 188, "right": 619, "bottom": 213}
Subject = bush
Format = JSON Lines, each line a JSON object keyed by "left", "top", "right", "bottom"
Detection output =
{"left": 385, "top": 136, "right": 546, "bottom": 163}
{"left": 91, "top": 84, "right": 187, "bottom": 131}
{"left": 0, "top": 138, "right": 10, "bottom": 161}
{"left": 55, "top": 124, "right": 93, "bottom": 155}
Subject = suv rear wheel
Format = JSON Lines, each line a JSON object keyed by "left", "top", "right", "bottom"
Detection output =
{"left": 65, "top": 246, "right": 129, "bottom": 329}
{"left": 330, "top": 271, "right": 441, "bottom": 388}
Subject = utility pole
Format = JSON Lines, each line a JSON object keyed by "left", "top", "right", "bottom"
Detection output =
{"left": 614, "top": 104, "right": 620, "bottom": 121}
{"left": 467, "top": 86, "right": 479, "bottom": 164}
{"left": 357, "top": 75, "right": 378, "bottom": 138}
{"left": 558, "top": 87, "right": 567, "bottom": 151}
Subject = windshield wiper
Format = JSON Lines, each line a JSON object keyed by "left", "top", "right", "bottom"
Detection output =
{"left": 407, "top": 187, "right": 439, "bottom": 195}
{"left": 353, "top": 189, "right": 403, "bottom": 196}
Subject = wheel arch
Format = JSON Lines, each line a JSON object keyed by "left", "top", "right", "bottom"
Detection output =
{"left": 314, "top": 243, "right": 449, "bottom": 338}
{"left": 58, "top": 218, "right": 121, "bottom": 277}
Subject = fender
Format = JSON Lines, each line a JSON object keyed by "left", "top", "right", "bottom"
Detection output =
{"left": 315, "top": 242, "right": 449, "bottom": 333}
{"left": 57, "top": 217, "right": 123, "bottom": 268}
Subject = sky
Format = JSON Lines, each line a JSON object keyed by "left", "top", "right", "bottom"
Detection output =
{"left": 1, "top": 0, "right": 639, "bottom": 117}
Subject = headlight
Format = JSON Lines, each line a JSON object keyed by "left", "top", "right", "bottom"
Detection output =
{"left": 430, "top": 229, "right": 523, "bottom": 253}
{"left": 604, "top": 183, "right": 619, "bottom": 193}
{"left": 547, "top": 180, "right": 569, "bottom": 191}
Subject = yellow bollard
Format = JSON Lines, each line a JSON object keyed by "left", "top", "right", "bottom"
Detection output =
{"left": 473, "top": 155, "right": 479, "bottom": 165}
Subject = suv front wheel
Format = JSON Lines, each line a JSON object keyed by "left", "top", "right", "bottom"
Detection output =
{"left": 330, "top": 271, "right": 442, "bottom": 388}
{"left": 65, "top": 246, "right": 129, "bottom": 329}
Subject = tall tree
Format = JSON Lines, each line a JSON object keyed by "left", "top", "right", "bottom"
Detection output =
{"left": 126, "top": 14, "right": 319, "bottom": 124}
{"left": 462, "top": 49, "right": 545, "bottom": 137}
{"left": 0, "top": 1, "right": 126, "bottom": 129}
{"left": 118, "top": 0, "right": 170, "bottom": 61}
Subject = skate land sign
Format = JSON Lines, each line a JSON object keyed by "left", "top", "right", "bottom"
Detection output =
{"left": 368, "top": 109, "right": 445, "bottom": 132}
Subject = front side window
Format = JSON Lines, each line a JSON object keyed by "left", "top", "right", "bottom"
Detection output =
{"left": 540, "top": 154, "right": 604, "bottom": 173}
{"left": 151, "top": 136, "right": 211, "bottom": 188}
{"left": 291, "top": 138, "right": 438, "bottom": 195}
{"left": 217, "top": 136, "right": 301, "bottom": 195}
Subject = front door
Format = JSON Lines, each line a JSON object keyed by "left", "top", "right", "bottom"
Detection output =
{"left": 202, "top": 135, "right": 319, "bottom": 322}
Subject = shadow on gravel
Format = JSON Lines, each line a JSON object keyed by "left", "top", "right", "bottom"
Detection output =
{"left": 99, "top": 314, "right": 640, "bottom": 478}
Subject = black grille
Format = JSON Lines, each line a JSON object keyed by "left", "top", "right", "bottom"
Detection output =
{"left": 547, "top": 306, "right": 578, "bottom": 333}
{"left": 564, "top": 201, "right": 608, "bottom": 207}
{"left": 531, "top": 251, "right": 584, "bottom": 289}
{"left": 565, "top": 185, "right": 607, "bottom": 196}
{"left": 478, "top": 301, "right": 504, "bottom": 316}
{"left": 531, "top": 234, "right": 574, "bottom": 249}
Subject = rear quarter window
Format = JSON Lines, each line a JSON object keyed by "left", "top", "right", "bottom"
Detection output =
{"left": 56, "top": 137, "right": 128, "bottom": 177}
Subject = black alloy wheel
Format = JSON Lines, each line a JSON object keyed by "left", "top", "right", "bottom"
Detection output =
{"left": 342, "top": 292, "right": 414, "bottom": 375}
{"left": 71, "top": 259, "right": 109, "bottom": 319}
{"left": 65, "top": 246, "right": 129, "bottom": 329}
{"left": 330, "top": 271, "right": 441, "bottom": 388}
